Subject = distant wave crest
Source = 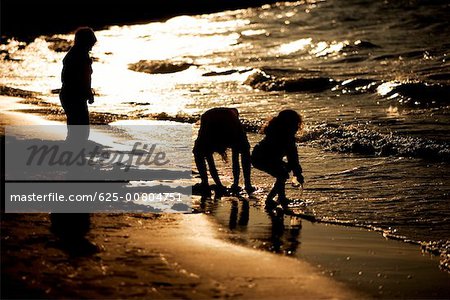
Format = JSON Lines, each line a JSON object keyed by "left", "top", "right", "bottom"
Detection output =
{"left": 245, "top": 70, "right": 450, "bottom": 108}
{"left": 300, "top": 123, "right": 450, "bottom": 161}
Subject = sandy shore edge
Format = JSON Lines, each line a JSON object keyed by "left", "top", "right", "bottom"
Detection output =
{"left": 1, "top": 212, "right": 364, "bottom": 299}
{"left": 1, "top": 96, "right": 363, "bottom": 299}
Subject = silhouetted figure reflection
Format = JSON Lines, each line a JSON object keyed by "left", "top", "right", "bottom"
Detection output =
{"left": 193, "top": 108, "right": 255, "bottom": 198}
{"left": 267, "top": 208, "right": 285, "bottom": 252}
{"left": 199, "top": 195, "right": 220, "bottom": 214}
{"left": 252, "top": 110, "right": 304, "bottom": 209}
{"left": 60, "top": 27, "right": 97, "bottom": 142}
{"left": 239, "top": 200, "right": 249, "bottom": 226}
{"left": 229, "top": 199, "right": 249, "bottom": 230}
{"left": 50, "top": 213, "right": 98, "bottom": 256}
{"left": 266, "top": 208, "right": 301, "bottom": 255}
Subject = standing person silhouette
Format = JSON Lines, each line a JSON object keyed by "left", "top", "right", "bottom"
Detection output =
{"left": 251, "top": 110, "right": 304, "bottom": 209}
{"left": 51, "top": 28, "right": 98, "bottom": 254}
{"left": 60, "top": 27, "right": 97, "bottom": 141}
{"left": 193, "top": 107, "right": 255, "bottom": 198}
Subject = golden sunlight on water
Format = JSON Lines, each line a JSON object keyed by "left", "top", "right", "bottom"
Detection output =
{"left": 310, "top": 40, "right": 348, "bottom": 57}
{"left": 376, "top": 81, "right": 401, "bottom": 97}
{"left": 274, "top": 38, "right": 349, "bottom": 58}
{"left": 0, "top": 38, "right": 63, "bottom": 93}
{"left": 276, "top": 38, "right": 312, "bottom": 55}
{"left": 90, "top": 15, "right": 249, "bottom": 114}
{"left": 1, "top": 12, "right": 253, "bottom": 116}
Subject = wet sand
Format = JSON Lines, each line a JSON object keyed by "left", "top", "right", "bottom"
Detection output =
{"left": 206, "top": 198, "right": 450, "bottom": 299}
{"left": 0, "top": 96, "right": 62, "bottom": 134}
{"left": 2, "top": 212, "right": 364, "bottom": 299}
{"left": 1, "top": 96, "right": 449, "bottom": 299}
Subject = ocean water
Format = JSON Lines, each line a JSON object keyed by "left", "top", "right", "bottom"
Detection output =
{"left": 1, "top": 0, "right": 449, "bottom": 267}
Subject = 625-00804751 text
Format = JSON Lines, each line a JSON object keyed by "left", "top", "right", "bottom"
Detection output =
{"left": 9, "top": 192, "right": 183, "bottom": 203}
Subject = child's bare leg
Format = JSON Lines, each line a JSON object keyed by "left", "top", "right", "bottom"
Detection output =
{"left": 231, "top": 149, "right": 241, "bottom": 194}
{"left": 274, "top": 177, "right": 287, "bottom": 201}
{"left": 241, "top": 149, "right": 255, "bottom": 194}
{"left": 194, "top": 154, "right": 209, "bottom": 186}
{"left": 267, "top": 184, "right": 278, "bottom": 202}
{"left": 206, "top": 154, "right": 227, "bottom": 193}
{"left": 194, "top": 152, "right": 211, "bottom": 197}
{"left": 265, "top": 181, "right": 280, "bottom": 209}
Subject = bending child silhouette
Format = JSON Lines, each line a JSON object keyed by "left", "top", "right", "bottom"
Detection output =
{"left": 193, "top": 107, "right": 255, "bottom": 197}
{"left": 60, "top": 27, "right": 97, "bottom": 141}
{"left": 252, "top": 110, "right": 304, "bottom": 208}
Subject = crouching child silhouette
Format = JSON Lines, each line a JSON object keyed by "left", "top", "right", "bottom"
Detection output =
{"left": 251, "top": 110, "right": 304, "bottom": 209}
{"left": 193, "top": 107, "right": 255, "bottom": 198}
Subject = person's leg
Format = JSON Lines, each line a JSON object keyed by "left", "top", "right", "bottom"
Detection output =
{"left": 275, "top": 162, "right": 290, "bottom": 207}
{"left": 264, "top": 161, "right": 289, "bottom": 206}
{"left": 252, "top": 149, "right": 289, "bottom": 204}
{"left": 206, "top": 154, "right": 227, "bottom": 195}
{"left": 267, "top": 183, "right": 278, "bottom": 202}
{"left": 236, "top": 133, "right": 255, "bottom": 194}
{"left": 78, "top": 102, "right": 90, "bottom": 141}
{"left": 194, "top": 154, "right": 208, "bottom": 186}
{"left": 63, "top": 101, "right": 90, "bottom": 142}
{"left": 261, "top": 163, "right": 282, "bottom": 206}
{"left": 61, "top": 96, "right": 75, "bottom": 141}
{"left": 274, "top": 176, "right": 287, "bottom": 200}
{"left": 230, "top": 149, "right": 241, "bottom": 194}
{"left": 241, "top": 149, "right": 255, "bottom": 194}
{"left": 193, "top": 147, "right": 211, "bottom": 197}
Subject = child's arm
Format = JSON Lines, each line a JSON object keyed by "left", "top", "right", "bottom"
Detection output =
{"left": 286, "top": 139, "right": 304, "bottom": 184}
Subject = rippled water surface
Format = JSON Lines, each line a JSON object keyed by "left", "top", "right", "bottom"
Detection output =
{"left": 1, "top": 0, "right": 449, "bottom": 263}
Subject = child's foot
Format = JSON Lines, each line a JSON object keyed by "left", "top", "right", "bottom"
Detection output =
{"left": 278, "top": 197, "right": 293, "bottom": 209}
{"left": 193, "top": 183, "right": 212, "bottom": 198}
{"left": 265, "top": 198, "right": 278, "bottom": 210}
{"left": 244, "top": 185, "right": 256, "bottom": 195}
{"left": 230, "top": 184, "right": 242, "bottom": 196}
{"left": 214, "top": 185, "right": 229, "bottom": 197}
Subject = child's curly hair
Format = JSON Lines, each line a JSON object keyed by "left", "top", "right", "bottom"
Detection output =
{"left": 261, "top": 109, "right": 303, "bottom": 136}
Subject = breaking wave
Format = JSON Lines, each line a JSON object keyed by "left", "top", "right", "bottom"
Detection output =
{"left": 299, "top": 123, "right": 450, "bottom": 161}
{"left": 244, "top": 70, "right": 450, "bottom": 108}
{"left": 129, "top": 60, "right": 194, "bottom": 74}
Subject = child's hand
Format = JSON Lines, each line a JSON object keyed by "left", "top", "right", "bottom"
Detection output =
{"left": 291, "top": 175, "right": 304, "bottom": 188}
{"left": 293, "top": 175, "right": 304, "bottom": 189}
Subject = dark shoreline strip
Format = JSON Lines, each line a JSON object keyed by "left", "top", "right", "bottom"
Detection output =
{"left": 2, "top": 0, "right": 294, "bottom": 39}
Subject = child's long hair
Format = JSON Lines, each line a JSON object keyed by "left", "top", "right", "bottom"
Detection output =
{"left": 261, "top": 109, "right": 303, "bottom": 137}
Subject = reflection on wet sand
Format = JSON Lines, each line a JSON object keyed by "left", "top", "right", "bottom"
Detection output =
{"left": 196, "top": 196, "right": 450, "bottom": 298}
{"left": 195, "top": 196, "right": 303, "bottom": 256}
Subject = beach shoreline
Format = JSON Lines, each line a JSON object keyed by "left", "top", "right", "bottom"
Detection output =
{"left": 2, "top": 97, "right": 450, "bottom": 299}
{"left": 0, "top": 98, "right": 363, "bottom": 299}
{"left": 1, "top": 0, "right": 295, "bottom": 39}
